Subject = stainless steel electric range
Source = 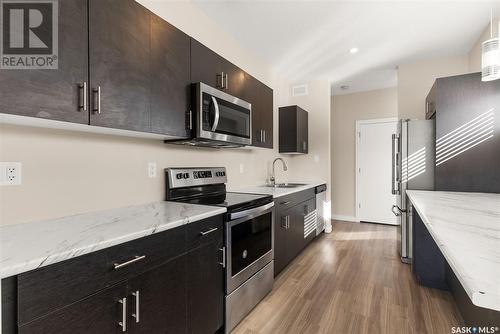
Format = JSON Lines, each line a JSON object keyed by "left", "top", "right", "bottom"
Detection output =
{"left": 166, "top": 167, "right": 274, "bottom": 333}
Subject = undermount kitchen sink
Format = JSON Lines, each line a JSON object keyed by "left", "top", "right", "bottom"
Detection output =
{"left": 265, "top": 183, "right": 307, "bottom": 188}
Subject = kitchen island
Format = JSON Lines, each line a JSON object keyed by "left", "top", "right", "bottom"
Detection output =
{"left": 406, "top": 190, "right": 500, "bottom": 324}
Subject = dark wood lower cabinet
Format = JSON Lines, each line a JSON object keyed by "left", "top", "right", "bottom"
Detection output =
{"left": 187, "top": 241, "right": 224, "bottom": 334}
{"left": 274, "top": 190, "right": 316, "bottom": 276}
{"left": 3, "top": 215, "right": 225, "bottom": 334}
{"left": 18, "top": 282, "right": 128, "bottom": 334}
{"left": 129, "top": 256, "right": 187, "bottom": 334}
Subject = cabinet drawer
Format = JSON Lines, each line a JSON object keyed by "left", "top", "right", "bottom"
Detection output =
{"left": 187, "top": 215, "right": 223, "bottom": 251}
{"left": 18, "top": 225, "right": 186, "bottom": 325}
{"left": 275, "top": 188, "right": 315, "bottom": 210}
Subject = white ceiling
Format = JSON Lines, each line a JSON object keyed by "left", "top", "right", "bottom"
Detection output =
{"left": 192, "top": 0, "right": 500, "bottom": 95}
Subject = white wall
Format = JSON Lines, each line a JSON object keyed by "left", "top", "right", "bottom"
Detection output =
{"left": 330, "top": 88, "right": 398, "bottom": 219}
{"left": 287, "top": 80, "right": 332, "bottom": 201}
{"left": 0, "top": 2, "right": 332, "bottom": 226}
{"left": 397, "top": 56, "right": 469, "bottom": 120}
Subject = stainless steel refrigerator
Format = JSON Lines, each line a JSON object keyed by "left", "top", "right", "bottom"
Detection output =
{"left": 391, "top": 119, "right": 435, "bottom": 264}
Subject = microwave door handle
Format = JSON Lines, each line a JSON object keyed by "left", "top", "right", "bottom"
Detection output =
{"left": 211, "top": 96, "right": 220, "bottom": 132}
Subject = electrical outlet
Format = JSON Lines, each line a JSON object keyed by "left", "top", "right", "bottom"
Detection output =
{"left": 148, "top": 162, "right": 157, "bottom": 178}
{"left": 0, "top": 162, "right": 22, "bottom": 186}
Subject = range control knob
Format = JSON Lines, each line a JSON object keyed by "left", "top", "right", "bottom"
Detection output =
{"left": 176, "top": 173, "right": 183, "bottom": 180}
{"left": 183, "top": 173, "right": 189, "bottom": 179}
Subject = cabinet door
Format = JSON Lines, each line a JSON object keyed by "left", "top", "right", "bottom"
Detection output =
{"left": 150, "top": 14, "right": 191, "bottom": 138}
{"left": 0, "top": 0, "right": 88, "bottom": 124}
{"left": 18, "top": 283, "right": 128, "bottom": 334}
{"left": 190, "top": 39, "right": 223, "bottom": 90}
{"left": 274, "top": 207, "right": 289, "bottom": 276}
{"left": 89, "top": 0, "right": 151, "bottom": 131}
{"left": 187, "top": 241, "right": 224, "bottom": 334}
{"left": 297, "top": 108, "right": 309, "bottom": 153}
{"left": 128, "top": 255, "right": 187, "bottom": 334}
{"left": 286, "top": 205, "right": 303, "bottom": 263}
{"left": 224, "top": 61, "right": 245, "bottom": 97}
{"left": 259, "top": 84, "right": 274, "bottom": 148}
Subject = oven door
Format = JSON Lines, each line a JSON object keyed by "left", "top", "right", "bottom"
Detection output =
{"left": 226, "top": 202, "right": 274, "bottom": 294}
{"left": 196, "top": 82, "right": 252, "bottom": 146}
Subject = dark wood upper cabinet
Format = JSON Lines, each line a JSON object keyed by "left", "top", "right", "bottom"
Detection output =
{"left": 279, "top": 105, "right": 308, "bottom": 154}
{"left": 0, "top": 0, "right": 88, "bottom": 124}
{"left": 433, "top": 72, "right": 500, "bottom": 193}
{"left": 150, "top": 13, "right": 191, "bottom": 138}
{"left": 190, "top": 39, "right": 224, "bottom": 90}
{"left": 255, "top": 83, "right": 274, "bottom": 148}
{"left": 88, "top": 0, "right": 151, "bottom": 132}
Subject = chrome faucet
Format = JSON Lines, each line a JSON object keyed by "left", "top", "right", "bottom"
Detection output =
{"left": 270, "top": 158, "right": 288, "bottom": 186}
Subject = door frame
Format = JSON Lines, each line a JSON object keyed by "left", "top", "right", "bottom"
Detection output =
{"left": 355, "top": 117, "right": 398, "bottom": 222}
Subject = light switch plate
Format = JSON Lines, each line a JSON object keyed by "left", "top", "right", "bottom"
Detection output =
{"left": 0, "top": 162, "right": 22, "bottom": 186}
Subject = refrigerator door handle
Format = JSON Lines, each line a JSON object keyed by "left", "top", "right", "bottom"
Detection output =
{"left": 391, "top": 134, "right": 398, "bottom": 195}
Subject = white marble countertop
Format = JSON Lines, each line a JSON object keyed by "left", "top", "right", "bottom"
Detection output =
{"left": 406, "top": 190, "right": 500, "bottom": 311}
{"left": 233, "top": 181, "right": 326, "bottom": 198}
{"left": 0, "top": 202, "right": 226, "bottom": 279}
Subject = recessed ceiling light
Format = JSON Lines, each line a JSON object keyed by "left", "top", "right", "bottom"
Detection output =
{"left": 349, "top": 48, "right": 359, "bottom": 54}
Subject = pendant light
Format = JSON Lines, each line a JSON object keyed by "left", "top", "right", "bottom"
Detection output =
{"left": 482, "top": 9, "right": 500, "bottom": 82}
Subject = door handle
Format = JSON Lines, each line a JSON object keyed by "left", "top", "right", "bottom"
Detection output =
{"left": 118, "top": 297, "right": 127, "bottom": 332}
{"left": 92, "top": 86, "right": 101, "bottom": 114}
{"left": 211, "top": 96, "right": 220, "bottom": 132}
{"left": 78, "top": 82, "right": 87, "bottom": 111}
{"left": 132, "top": 290, "right": 140, "bottom": 323}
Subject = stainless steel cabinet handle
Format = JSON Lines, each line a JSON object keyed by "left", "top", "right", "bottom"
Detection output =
{"left": 132, "top": 291, "right": 140, "bottom": 323}
{"left": 221, "top": 72, "right": 225, "bottom": 89}
{"left": 92, "top": 86, "right": 101, "bottom": 114}
{"left": 118, "top": 297, "right": 127, "bottom": 332}
{"left": 263, "top": 130, "right": 266, "bottom": 143}
{"left": 286, "top": 216, "right": 290, "bottom": 229}
{"left": 259, "top": 130, "right": 263, "bottom": 143}
{"left": 225, "top": 73, "right": 228, "bottom": 90}
{"left": 200, "top": 227, "right": 218, "bottom": 236}
{"left": 188, "top": 110, "right": 193, "bottom": 130}
{"left": 113, "top": 255, "right": 146, "bottom": 270}
{"left": 78, "top": 82, "right": 87, "bottom": 111}
{"left": 280, "top": 201, "right": 291, "bottom": 206}
{"left": 219, "top": 247, "right": 226, "bottom": 268}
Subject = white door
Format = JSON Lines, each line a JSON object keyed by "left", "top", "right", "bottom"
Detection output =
{"left": 356, "top": 119, "right": 398, "bottom": 225}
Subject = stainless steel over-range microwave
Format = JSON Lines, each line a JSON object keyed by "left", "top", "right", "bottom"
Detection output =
{"left": 168, "top": 82, "right": 252, "bottom": 148}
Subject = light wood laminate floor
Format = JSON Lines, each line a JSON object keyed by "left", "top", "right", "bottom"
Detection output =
{"left": 233, "top": 220, "right": 463, "bottom": 334}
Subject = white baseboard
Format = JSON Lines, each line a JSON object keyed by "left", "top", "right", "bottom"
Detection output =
{"left": 331, "top": 214, "right": 359, "bottom": 223}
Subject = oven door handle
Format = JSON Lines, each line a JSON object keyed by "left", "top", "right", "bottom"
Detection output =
{"left": 211, "top": 96, "right": 220, "bottom": 132}
{"left": 230, "top": 202, "right": 274, "bottom": 220}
